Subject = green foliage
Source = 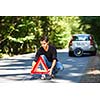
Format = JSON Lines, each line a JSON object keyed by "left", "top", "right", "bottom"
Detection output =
{"left": 0, "top": 16, "right": 83, "bottom": 56}
{"left": 7, "top": 35, "right": 35, "bottom": 43}
{"left": 49, "top": 16, "right": 82, "bottom": 48}
{"left": 79, "top": 16, "right": 100, "bottom": 48}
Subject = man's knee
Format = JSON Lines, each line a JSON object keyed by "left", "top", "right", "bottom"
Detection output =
{"left": 40, "top": 55, "right": 46, "bottom": 59}
{"left": 56, "top": 62, "right": 64, "bottom": 71}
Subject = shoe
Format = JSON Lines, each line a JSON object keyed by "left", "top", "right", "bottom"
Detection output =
{"left": 40, "top": 74, "right": 46, "bottom": 80}
{"left": 46, "top": 75, "right": 52, "bottom": 80}
{"left": 51, "top": 74, "right": 55, "bottom": 78}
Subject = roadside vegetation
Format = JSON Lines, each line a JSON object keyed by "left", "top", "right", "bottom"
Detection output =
{"left": 0, "top": 16, "right": 100, "bottom": 57}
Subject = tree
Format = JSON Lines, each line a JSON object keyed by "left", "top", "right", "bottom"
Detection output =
{"left": 79, "top": 16, "right": 100, "bottom": 47}
{"left": 0, "top": 16, "right": 83, "bottom": 56}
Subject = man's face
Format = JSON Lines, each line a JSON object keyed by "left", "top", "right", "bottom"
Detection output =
{"left": 40, "top": 40, "right": 48, "bottom": 48}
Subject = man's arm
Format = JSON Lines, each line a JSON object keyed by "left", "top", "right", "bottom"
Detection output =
{"left": 49, "top": 59, "right": 56, "bottom": 75}
{"left": 32, "top": 61, "right": 36, "bottom": 69}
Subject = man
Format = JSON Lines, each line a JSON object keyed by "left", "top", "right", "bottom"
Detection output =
{"left": 32, "top": 35, "right": 64, "bottom": 79}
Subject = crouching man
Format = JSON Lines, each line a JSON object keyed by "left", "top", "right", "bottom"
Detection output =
{"left": 32, "top": 35, "right": 64, "bottom": 79}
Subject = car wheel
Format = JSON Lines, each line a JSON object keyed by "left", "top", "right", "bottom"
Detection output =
{"left": 74, "top": 48, "right": 83, "bottom": 57}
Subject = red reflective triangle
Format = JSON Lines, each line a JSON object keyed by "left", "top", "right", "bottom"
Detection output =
{"left": 31, "top": 56, "right": 49, "bottom": 74}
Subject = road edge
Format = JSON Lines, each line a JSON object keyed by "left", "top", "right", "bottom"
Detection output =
{"left": 80, "top": 51, "right": 100, "bottom": 83}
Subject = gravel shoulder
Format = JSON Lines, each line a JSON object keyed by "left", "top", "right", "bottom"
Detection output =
{"left": 80, "top": 52, "right": 100, "bottom": 83}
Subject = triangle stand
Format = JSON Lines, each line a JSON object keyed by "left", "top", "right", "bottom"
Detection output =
{"left": 31, "top": 56, "right": 49, "bottom": 75}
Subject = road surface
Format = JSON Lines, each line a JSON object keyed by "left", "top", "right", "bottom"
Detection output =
{"left": 0, "top": 49, "right": 92, "bottom": 83}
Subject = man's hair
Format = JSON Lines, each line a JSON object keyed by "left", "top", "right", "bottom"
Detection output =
{"left": 40, "top": 35, "right": 49, "bottom": 42}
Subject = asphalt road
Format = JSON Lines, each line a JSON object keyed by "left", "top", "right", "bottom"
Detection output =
{"left": 0, "top": 49, "right": 92, "bottom": 83}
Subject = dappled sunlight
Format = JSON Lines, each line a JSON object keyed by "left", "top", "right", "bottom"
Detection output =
{"left": 0, "top": 60, "right": 25, "bottom": 66}
{"left": 67, "top": 73, "right": 83, "bottom": 77}
{"left": 87, "top": 69, "right": 100, "bottom": 75}
{"left": 0, "top": 53, "right": 33, "bottom": 82}
{"left": 0, "top": 49, "right": 92, "bottom": 83}
{"left": 55, "top": 51, "right": 91, "bottom": 82}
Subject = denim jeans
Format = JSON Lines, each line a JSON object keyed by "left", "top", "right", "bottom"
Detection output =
{"left": 40, "top": 55, "right": 64, "bottom": 75}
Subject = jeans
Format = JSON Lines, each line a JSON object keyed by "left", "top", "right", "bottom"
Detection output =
{"left": 40, "top": 55, "right": 64, "bottom": 75}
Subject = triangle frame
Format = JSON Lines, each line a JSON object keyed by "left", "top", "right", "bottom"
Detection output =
{"left": 31, "top": 56, "right": 49, "bottom": 74}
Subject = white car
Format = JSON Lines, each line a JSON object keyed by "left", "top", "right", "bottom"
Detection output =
{"left": 68, "top": 34, "right": 98, "bottom": 57}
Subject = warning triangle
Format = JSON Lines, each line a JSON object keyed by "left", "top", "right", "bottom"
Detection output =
{"left": 31, "top": 56, "right": 49, "bottom": 74}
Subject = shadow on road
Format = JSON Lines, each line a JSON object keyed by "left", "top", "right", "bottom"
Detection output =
{"left": 0, "top": 51, "right": 92, "bottom": 82}
{"left": 54, "top": 51, "right": 92, "bottom": 83}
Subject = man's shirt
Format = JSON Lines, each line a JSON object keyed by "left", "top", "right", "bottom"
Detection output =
{"left": 34, "top": 45, "right": 58, "bottom": 62}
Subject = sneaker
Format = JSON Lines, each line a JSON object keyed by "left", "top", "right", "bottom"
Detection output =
{"left": 40, "top": 74, "right": 46, "bottom": 80}
{"left": 51, "top": 74, "right": 55, "bottom": 79}
{"left": 46, "top": 75, "right": 52, "bottom": 80}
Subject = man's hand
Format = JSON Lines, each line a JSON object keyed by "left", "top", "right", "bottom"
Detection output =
{"left": 48, "top": 68, "right": 53, "bottom": 75}
{"left": 48, "top": 59, "right": 56, "bottom": 75}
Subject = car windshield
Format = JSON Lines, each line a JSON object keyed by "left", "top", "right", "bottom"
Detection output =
{"left": 73, "top": 35, "right": 90, "bottom": 41}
